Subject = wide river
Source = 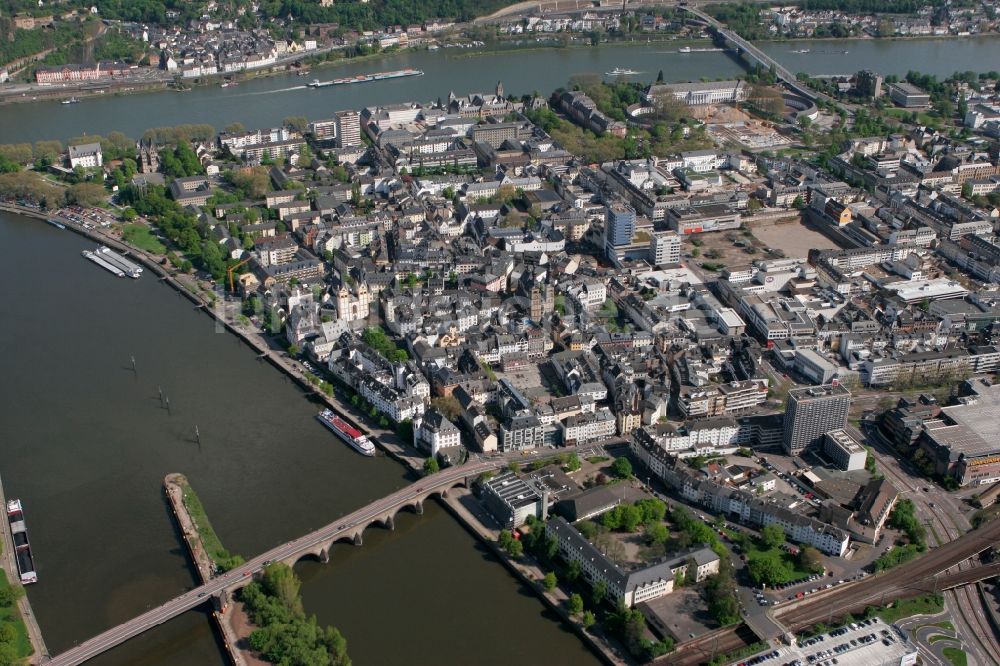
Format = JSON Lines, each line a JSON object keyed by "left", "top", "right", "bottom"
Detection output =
{"left": 2, "top": 35, "right": 999, "bottom": 665}
{"left": 0, "top": 212, "right": 596, "bottom": 665}
{"left": 2, "top": 35, "right": 1000, "bottom": 144}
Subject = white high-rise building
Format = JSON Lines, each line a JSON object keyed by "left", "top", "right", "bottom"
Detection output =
{"left": 335, "top": 110, "right": 361, "bottom": 148}
{"left": 652, "top": 230, "right": 681, "bottom": 266}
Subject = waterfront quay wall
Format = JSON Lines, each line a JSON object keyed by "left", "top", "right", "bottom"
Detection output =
{"left": 439, "top": 488, "right": 622, "bottom": 666}
{"left": 8, "top": 204, "right": 652, "bottom": 664}
{"left": 0, "top": 203, "right": 424, "bottom": 474}
{"left": 163, "top": 473, "right": 244, "bottom": 666}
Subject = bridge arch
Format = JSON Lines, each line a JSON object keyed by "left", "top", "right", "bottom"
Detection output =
{"left": 277, "top": 475, "right": 475, "bottom": 569}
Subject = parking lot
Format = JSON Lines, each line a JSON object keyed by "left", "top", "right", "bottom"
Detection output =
{"left": 769, "top": 571, "right": 867, "bottom": 604}
{"left": 766, "top": 617, "right": 917, "bottom": 666}
{"left": 59, "top": 205, "right": 117, "bottom": 229}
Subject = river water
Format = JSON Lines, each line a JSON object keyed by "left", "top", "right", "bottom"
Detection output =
{"left": 2, "top": 34, "right": 999, "bottom": 665}
{"left": 0, "top": 212, "right": 596, "bottom": 665}
{"left": 759, "top": 34, "right": 1000, "bottom": 78}
{"left": 3, "top": 36, "right": 1000, "bottom": 145}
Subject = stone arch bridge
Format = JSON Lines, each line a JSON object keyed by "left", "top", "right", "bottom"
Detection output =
{"left": 47, "top": 460, "right": 499, "bottom": 666}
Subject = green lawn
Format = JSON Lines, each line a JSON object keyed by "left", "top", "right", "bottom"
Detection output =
{"left": 179, "top": 479, "right": 243, "bottom": 572}
{"left": 122, "top": 223, "right": 166, "bottom": 254}
{"left": 883, "top": 108, "right": 941, "bottom": 128}
{"left": 928, "top": 634, "right": 957, "bottom": 644}
{"left": 586, "top": 456, "right": 610, "bottom": 464}
{"left": 943, "top": 647, "right": 967, "bottom": 666}
{"left": 877, "top": 594, "right": 945, "bottom": 624}
{"left": 0, "top": 571, "right": 32, "bottom": 658}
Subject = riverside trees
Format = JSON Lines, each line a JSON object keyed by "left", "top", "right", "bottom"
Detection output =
{"left": 241, "top": 564, "right": 351, "bottom": 666}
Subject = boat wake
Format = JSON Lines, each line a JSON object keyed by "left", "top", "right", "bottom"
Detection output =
{"left": 241, "top": 85, "right": 309, "bottom": 96}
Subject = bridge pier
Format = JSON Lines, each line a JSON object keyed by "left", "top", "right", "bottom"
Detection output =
{"left": 353, "top": 532, "right": 363, "bottom": 546}
{"left": 319, "top": 549, "right": 329, "bottom": 564}
{"left": 383, "top": 514, "right": 395, "bottom": 531}
{"left": 413, "top": 500, "right": 424, "bottom": 515}
{"left": 212, "top": 590, "right": 230, "bottom": 613}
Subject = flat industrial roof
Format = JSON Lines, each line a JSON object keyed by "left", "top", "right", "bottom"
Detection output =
{"left": 929, "top": 380, "right": 1000, "bottom": 457}
{"left": 885, "top": 278, "right": 968, "bottom": 303}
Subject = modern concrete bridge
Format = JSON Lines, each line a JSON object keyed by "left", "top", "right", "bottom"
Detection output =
{"left": 683, "top": 6, "right": 818, "bottom": 103}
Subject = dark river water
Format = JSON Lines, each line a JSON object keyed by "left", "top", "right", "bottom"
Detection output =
{"left": 0, "top": 212, "right": 596, "bottom": 665}
{"left": 2, "top": 34, "right": 999, "bottom": 665}
{"left": 1, "top": 36, "right": 998, "bottom": 145}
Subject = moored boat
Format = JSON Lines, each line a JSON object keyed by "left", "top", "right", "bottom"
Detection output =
{"left": 7, "top": 500, "right": 38, "bottom": 584}
{"left": 316, "top": 409, "right": 376, "bottom": 456}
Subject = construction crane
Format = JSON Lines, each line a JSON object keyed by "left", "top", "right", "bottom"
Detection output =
{"left": 226, "top": 256, "right": 251, "bottom": 293}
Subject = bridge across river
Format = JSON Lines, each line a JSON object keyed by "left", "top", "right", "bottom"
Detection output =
{"left": 47, "top": 459, "right": 502, "bottom": 666}
{"left": 44, "top": 451, "right": 1000, "bottom": 665}
{"left": 683, "top": 6, "right": 818, "bottom": 103}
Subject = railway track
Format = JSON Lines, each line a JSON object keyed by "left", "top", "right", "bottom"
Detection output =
{"left": 644, "top": 420, "right": 1000, "bottom": 665}
{"left": 774, "top": 516, "right": 1000, "bottom": 630}
{"left": 655, "top": 624, "right": 758, "bottom": 666}
{"left": 858, "top": 424, "right": 1000, "bottom": 665}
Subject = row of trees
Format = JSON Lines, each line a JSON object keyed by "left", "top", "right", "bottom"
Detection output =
{"left": 0, "top": 139, "right": 73, "bottom": 168}
{"left": 1, "top": 125, "right": 216, "bottom": 176}
{"left": 117, "top": 183, "right": 229, "bottom": 278}
{"left": 259, "top": 0, "right": 511, "bottom": 31}
{"left": 0, "top": 170, "right": 66, "bottom": 209}
{"left": 141, "top": 124, "right": 217, "bottom": 146}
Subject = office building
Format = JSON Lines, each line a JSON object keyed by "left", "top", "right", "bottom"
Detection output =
{"left": 309, "top": 118, "right": 338, "bottom": 144}
{"left": 888, "top": 82, "right": 930, "bottom": 108}
{"left": 604, "top": 202, "right": 635, "bottom": 260}
{"left": 470, "top": 122, "right": 519, "bottom": 148}
{"left": 651, "top": 230, "right": 681, "bottom": 267}
{"left": 783, "top": 384, "right": 851, "bottom": 455}
{"left": 480, "top": 471, "right": 548, "bottom": 528}
{"left": 545, "top": 516, "right": 719, "bottom": 607}
{"left": 794, "top": 348, "right": 838, "bottom": 385}
{"left": 855, "top": 70, "right": 883, "bottom": 100}
{"left": 824, "top": 429, "right": 867, "bottom": 471}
